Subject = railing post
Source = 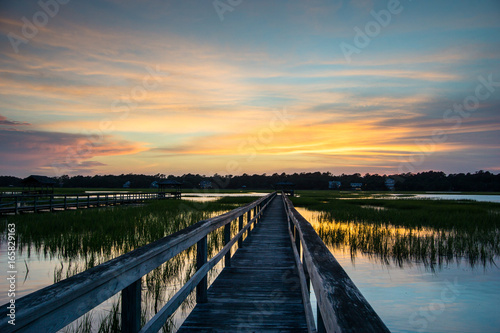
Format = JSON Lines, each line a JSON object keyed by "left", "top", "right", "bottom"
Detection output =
{"left": 238, "top": 215, "right": 244, "bottom": 248}
{"left": 295, "top": 226, "right": 301, "bottom": 256}
{"left": 121, "top": 278, "right": 141, "bottom": 333}
{"left": 87, "top": 195, "right": 90, "bottom": 208}
{"left": 224, "top": 221, "right": 231, "bottom": 267}
{"left": 76, "top": 195, "right": 79, "bottom": 209}
{"left": 196, "top": 236, "right": 208, "bottom": 303}
{"left": 247, "top": 210, "right": 251, "bottom": 232}
{"left": 303, "top": 253, "right": 311, "bottom": 292}
{"left": 317, "top": 303, "right": 326, "bottom": 333}
{"left": 50, "top": 195, "right": 53, "bottom": 212}
{"left": 64, "top": 195, "right": 67, "bottom": 210}
{"left": 15, "top": 196, "right": 18, "bottom": 214}
{"left": 34, "top": 196, "right": 37, "bottom": 213}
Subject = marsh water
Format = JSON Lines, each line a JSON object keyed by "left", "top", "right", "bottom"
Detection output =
{"left": 295, "top": 207, "right": 500, "bottom": 333}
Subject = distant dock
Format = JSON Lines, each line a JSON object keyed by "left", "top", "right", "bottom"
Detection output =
{"left": 0, "top": 191, "right": 180, "bottom": 215}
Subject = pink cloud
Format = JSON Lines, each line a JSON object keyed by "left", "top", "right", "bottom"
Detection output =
{"left": 0, "top": 128, "right": 147, "bottom": 177}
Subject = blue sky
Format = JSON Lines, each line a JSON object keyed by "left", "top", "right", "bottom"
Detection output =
{"left": 0, "top": 0, "right": 499, "bottom": 177}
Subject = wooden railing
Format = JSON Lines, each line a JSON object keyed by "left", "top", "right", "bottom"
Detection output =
{"left": 0, "top": 192, "right": 276, "bottom": 333}
{"left": 0, "top": 191, "right": 180, "bottom": 215}
{"left": 282, "top": 194, "right": 390, "bottom": 333}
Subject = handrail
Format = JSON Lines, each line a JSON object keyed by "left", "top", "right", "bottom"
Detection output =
{"left": 0, "top": 192, "right": 276, "bottom": 333}
{"left": 282, "top": 193, "right": 390, "bottom": 333}
{"left": 0, "top": 191, "right": 180, "bottom": 214}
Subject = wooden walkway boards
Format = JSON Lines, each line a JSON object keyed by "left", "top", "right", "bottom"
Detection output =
{"left": 178, "top": 196, "right": 308, "bottom": 332}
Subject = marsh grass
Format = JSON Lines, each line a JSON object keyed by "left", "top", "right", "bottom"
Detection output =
{"left": 292, "top": 191, "right": 500, "bottom": 270}
{"left": 1, "top": 195, "right": 259, "bottom": 332}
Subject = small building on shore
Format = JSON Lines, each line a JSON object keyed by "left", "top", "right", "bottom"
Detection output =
{"left": 329, "top": 181, "right": 341, "bottom": 189}
{"left": 199, "top": 180, "right": 212, "bottom": 189}
{"left": 158, "top": 179, "right": 182, "bottom": 199}
{"left": 22, "top": 175, "right": 57, "bottom": 195}
{"left": 350, "top": 183, "right": 363, "bottom": 191}
{"left": 385, "top": 178, "right": 396, "bottom": 191}
{"left": 274, "top": 181, "right": 295, "bottom": 196}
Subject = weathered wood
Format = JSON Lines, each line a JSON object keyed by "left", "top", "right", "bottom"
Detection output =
{"left": 139, "top": 208, "right": 263, "bottom": 333}
{"left": 178, "top": 196, "right": 308, "bottom": 332}
{"left": 287, "top": 217, "right": 317, "bottom": 333}
{"left": 122, "top": 279, "right": 141, "bottom": 333}
{"left": 238, "top": 215, "right": 243, "bottom": 248}
{"left": 0, "top": 193, "right": 275, "bottom": 333}
{"left": 196, "top": 236, "right": 208, "bottom": 303}
{"left": 283, "top": 195, "right": 390, "bottom": 333}
{"left": 224, "top": 222, "right": 231, "bottom": 267}
{"left": 0, "top": 192, "right": 183, "bottom": 215}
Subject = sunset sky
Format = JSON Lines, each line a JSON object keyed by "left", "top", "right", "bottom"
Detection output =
{"left": 1, "top": 0, "right": 499, "bottom": 177}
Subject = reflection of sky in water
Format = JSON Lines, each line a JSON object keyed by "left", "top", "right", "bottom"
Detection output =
{"left": 296, "top": 207, "right": 500, "bottom": 333}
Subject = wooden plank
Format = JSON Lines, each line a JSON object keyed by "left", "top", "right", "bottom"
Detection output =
{"left": 121, "top": 279, "right": 141, "bottom": 333}
{"left": 196, "top": 236, "right": 208, "bottom": 303}
{"left": 178, "top": 196, "right": 308, "bottom": 332}
{"left": 287, "top": 219, "right": 317, "bottom": 333}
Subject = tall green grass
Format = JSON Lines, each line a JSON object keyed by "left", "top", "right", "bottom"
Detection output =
{"left": 292, "top": 191, "right": 500, "bottom": 270}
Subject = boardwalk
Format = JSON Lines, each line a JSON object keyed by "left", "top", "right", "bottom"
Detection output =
{"left": 178, "top": 196, "right": 308, "bottom": 332}
{"left": 0, "top": 192, "right": 389, "bottom": 333}
{"left": 0, "top": 191, "right": 180, "bottom": 215}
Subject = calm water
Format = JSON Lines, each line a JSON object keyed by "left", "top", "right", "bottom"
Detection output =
{"left": 393, "top": 194, "right": 500, "bottom": 203}
{"left": 296, "top": 207, "right": 500, "bottom": 333}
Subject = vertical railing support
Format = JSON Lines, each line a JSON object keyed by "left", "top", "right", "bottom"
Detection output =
{"left": 122, "top": 278, "right": 141, "bottom": 333}
{"left": 224, "top": 221, "right": 231, "bottom": 267}
{"left": 317, "top": 303, "right": 326, "bottom": 333}
{"left": 64, "top": 195, "right": 67, "bottom": 210}
{"left": 295, "top": 226, "right": 301, "bottom": 256}
{"left": 15, "top": 196, "right": 18, "bottom": 215}
{"left": 196, "top": 236, "right": 208, "bottom": 303}
{"left": 238, "top": 215, "right": 244, "bottom": 248}
{"left": 247, "top": 210, "right": 251, "bottom": 232}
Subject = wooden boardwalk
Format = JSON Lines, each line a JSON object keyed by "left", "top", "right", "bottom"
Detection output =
{"left": 0, "top": 191, "right": 180, "bottom": 215}
{"left": 178, "top": 196, "right": 308, "bottom": 332}
{"left": 0, "top": 192, "right": 389, "bottom": 333}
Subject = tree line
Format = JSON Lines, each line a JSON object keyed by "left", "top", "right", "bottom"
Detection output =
{"left": 1, "top": 170, "right": 499, "bottom": 192}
